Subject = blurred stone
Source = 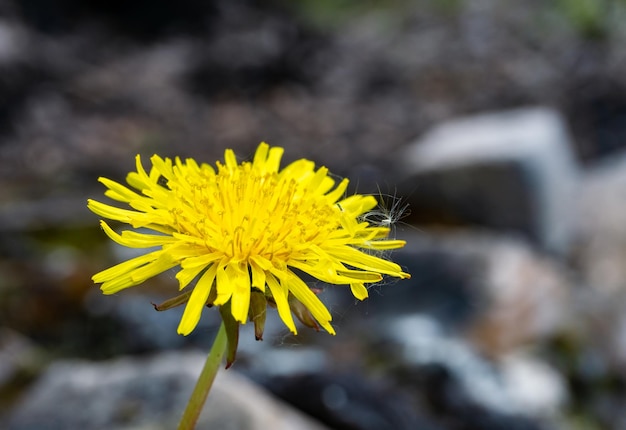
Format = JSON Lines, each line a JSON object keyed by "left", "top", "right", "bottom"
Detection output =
{"left": 463, "top": 238, "right": 570, "bottom": 356}
{"left": 499, "top": 352, "right": 567, "bottom": 419}
{"left": 566, "top": 79, "right": 626, "bottom": 164}
{"left": 0, "top": 20, "right": 27, "bottom": 65}
{"left": 394, "top": 232, "right": 570, "bottom": 356}
{"left": 265, "top": 371, "right": 441, "bottom": 430}
{"left": 574, "top": 152, "right": 626, "bottom": 294}
{"left": 387, "top": 314, "right": 518, "bottom": 416}
{"left": 382, "top": 314, "right": 560, "bottom": 429}
{"left": 573, "top": 152, "right": 626, "bottom": 368}
{"left": 0, "top": 328, "right": 40, "bottom": 387}
{"left": 244, "top": 348, "right": 328, "bottom": 378}
{"left": 7, "top": 351, "right": 329, "bottom": 430}
{"left": 397, "top": 107, "right": 579, "bottom": 253}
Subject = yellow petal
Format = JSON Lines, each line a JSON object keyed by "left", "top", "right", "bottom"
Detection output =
{"left": 175, "top": 264, "right": 206, "bottom": 290}
{"left": 326, "top": 245, "right": 405, "bottom": 277}
{"left": 126, "top": 154, "right": 152, "bottom": 190}
{"left": 87, "top": 200, "right": 136, "bottom": 223}
{"left": 252, "top": 142, "right": 269, "bottom": 169}
{"left": 93, "top": 250, "right": 162, "bottom": 283}
{"left": 180, "top": 252, "right": 222, "bottom": 270}
{"left": 325, "top": 178, "right": 349, "bottom": 203}
{"left": 250, "top": 259, "right": 266, "bottom": 292}
{"left": 150, "top": 154, "right": 174, "bottom": 182}
{"left": 283, "top": 270, "right": 335, "bottom": 335}
{"left": 266, "top": 273, "right": 297, "bottom": 334}
{"left": 98, "top": 252, "right": 176, "bottom": 294}
{"left": 100, "top": 221, "right": 174, "bottom": 248}
{"left": 336, "top": 269, "right": 382, "bottom": 283}
{"left": 228, "top": 263, "right": 251, "bottom": 323}
{"left": 177, "top": 264, "right": 218, "bottom": 335}
{"left": 265, "top": 145, "right": 284, "bottom": 173}
{"left": 307, "top": 167, "right": 330, "bottom": 193}
{"left": 213, "top": 260, "right": 233, "bottom": 306}
{"left": 350, "top": 283, "right": 369, "bottom": 300}
{"left": 338, "top": 195, "right": 377, "bottom": 216}
{"left": 363, "top": 239, "right": 407, "bottom": 250}
{"left": 99, "top": 177, "right": 141, "bottom": 202}
{"left": 129, "top": 253, "right": 177, "bottom": 284}
{"left": 224, "top": 148, "right": 237, "bottom": 169}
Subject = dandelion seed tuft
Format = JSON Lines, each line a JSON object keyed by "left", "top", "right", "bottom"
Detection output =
{"left": 361, "top": 188, "right": 410, "bottom": 230}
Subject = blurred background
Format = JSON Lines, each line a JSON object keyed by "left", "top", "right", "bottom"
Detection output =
{"left": 2, "top": 0, "right": 626, "bottom": 428}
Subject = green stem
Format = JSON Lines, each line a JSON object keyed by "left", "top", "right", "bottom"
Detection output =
{"left": 177, "top": 322, "right": 227, "bottom": 430}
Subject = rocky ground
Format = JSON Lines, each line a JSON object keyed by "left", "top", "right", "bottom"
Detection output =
{"left": 2, "top": 0, "right": 626, "bottom": 429}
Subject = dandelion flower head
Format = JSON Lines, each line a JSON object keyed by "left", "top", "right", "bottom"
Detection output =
{"left": 88, "top": 143, "right": 410, "bottom": 345}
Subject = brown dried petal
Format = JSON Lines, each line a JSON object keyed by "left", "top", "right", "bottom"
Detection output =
{"left": 219, "top": 301, "right": 240, "bottom": 369}
{"left": 152, "top": 290, "right": 192, "bottom": 311}
{"left": 249, "top": 291, "right": 267, "bottom": 341}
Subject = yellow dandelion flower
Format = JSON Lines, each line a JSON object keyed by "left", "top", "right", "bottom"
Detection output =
{"left": 88, "top": 142, "right": 409, "bottom": 364}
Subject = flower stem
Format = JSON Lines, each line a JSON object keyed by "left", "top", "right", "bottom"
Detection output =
{"left": 177, "top": 322, "right": 227, "bottom": 430}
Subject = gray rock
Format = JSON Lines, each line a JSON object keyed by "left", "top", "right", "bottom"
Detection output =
{"left": 397, "top": 107, "right": 579, "bottom": 253}
{"left": 575, "top": 152, "right": 626, "bottom": 294}
{"left": 264, "top": 370, "right": 442, "bottom": 430}
{"left": 386, "top": 232, "right": 571, "bottom": 355}
{"left": 573, "top": 152, "right": 626, "bottom": 368}
{"left": 0, "top": 328, "right": 41, "bottom": 387}
{"left": 499, "top": 351, "right": 568, "bottom": 419}
{"left": 7, "top": 351, "right": 329, "bottom": 430}
{"left": 383, "top": 314, "right": 566, "bottom": 424}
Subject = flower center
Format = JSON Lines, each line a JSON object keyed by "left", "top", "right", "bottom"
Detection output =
{"left": 169, "top": 161, "right": 339, "bottom": 265}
